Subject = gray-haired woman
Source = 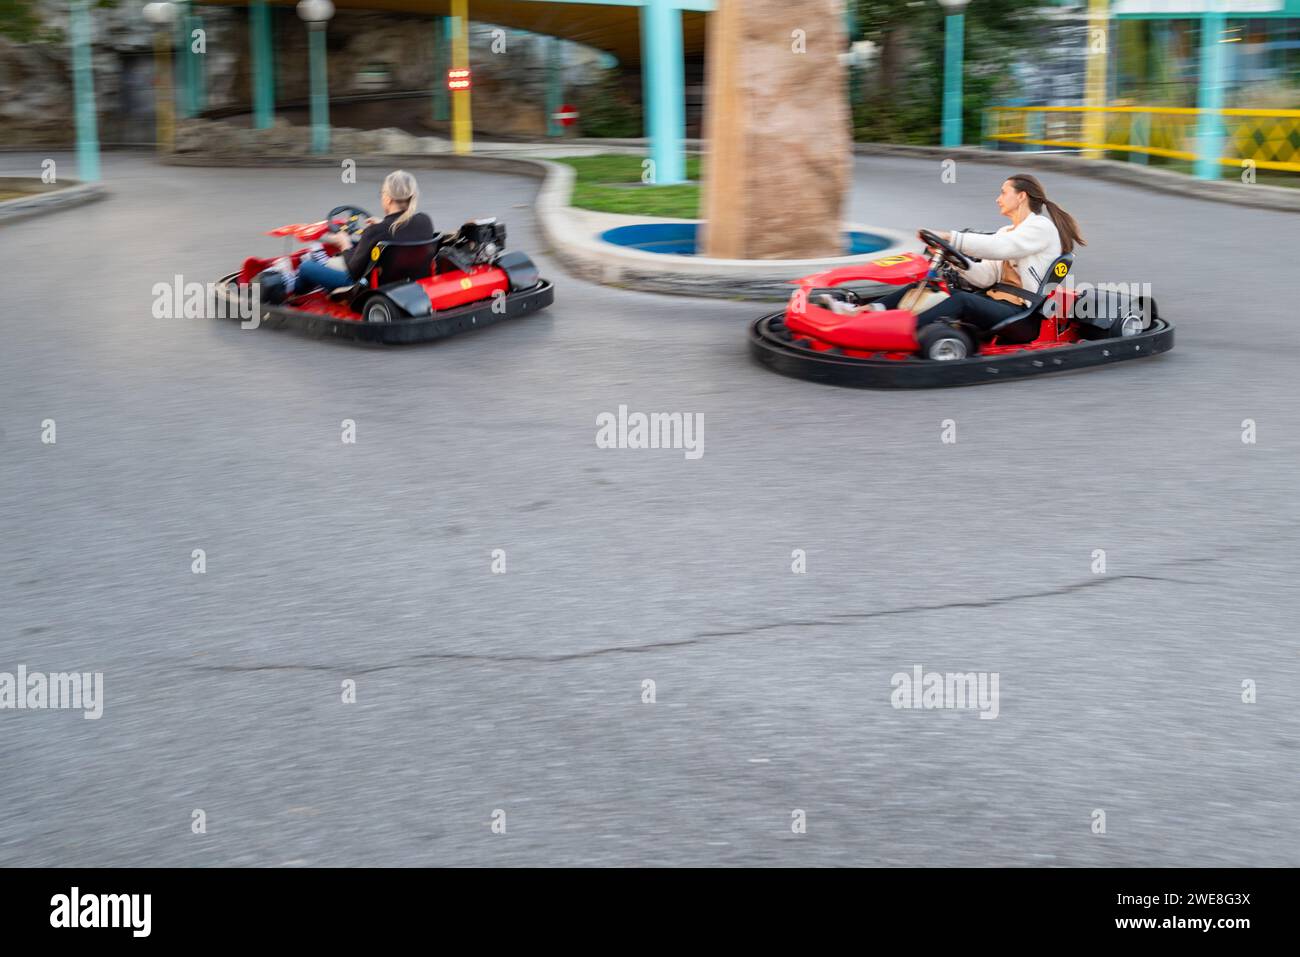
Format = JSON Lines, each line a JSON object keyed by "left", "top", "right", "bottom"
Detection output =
{"left": 298, "top": 170, "right": 436, "bottom": 291}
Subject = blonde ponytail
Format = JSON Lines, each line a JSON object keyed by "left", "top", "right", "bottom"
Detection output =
{"left": 383, "top": 170, "right": 419, "bottom": 235}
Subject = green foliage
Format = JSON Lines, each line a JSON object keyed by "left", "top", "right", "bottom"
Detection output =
{"left": 850, "top": 0, "right": 1045, "bottom": 144}
{"left": 576, "top": 70, "right": 643, "bottom": 139}
{"left": 554, "top": 154, "right": 702, "bottom": 218}
{"left": 0, "top": 0, "right": 45, "bottom": 42}
{"left": 0, "top": 0, "right": 118, "bottom": 44}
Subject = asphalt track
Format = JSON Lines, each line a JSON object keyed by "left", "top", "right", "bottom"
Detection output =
{"left": 2, "top": 152, "right": 1297, "bottom": 866}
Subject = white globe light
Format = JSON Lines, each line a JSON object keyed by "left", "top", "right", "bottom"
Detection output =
{"left": 937, "top": 0, "right": 970, "bottom": 10}
{"left": 297, "top": 0, "right": 336, "bottom": 23}
{"left": 142, "top": 1, "right": 179, "bottom": 26}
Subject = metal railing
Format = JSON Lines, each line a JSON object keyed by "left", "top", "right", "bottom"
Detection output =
{"left": 983, "top": 106, "right": 1300, "bottom": 174}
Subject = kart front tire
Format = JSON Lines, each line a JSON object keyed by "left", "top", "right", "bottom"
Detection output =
{"left": 363, "top": 296, "right": 398, "bottom": 324}
{"left": 918, "top": 323, "right": 975, "bottom": 361}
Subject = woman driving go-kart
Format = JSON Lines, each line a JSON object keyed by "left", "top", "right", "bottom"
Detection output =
{"left": 297, "top": 169, "right": 436, "bottom": 293}
{"left": 873, "top": 173, "right": 1085, "bottom": 337}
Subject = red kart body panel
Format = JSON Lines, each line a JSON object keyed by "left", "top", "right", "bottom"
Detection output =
{"left": 784, "top": 250, "right": 1081, "bottom": 358}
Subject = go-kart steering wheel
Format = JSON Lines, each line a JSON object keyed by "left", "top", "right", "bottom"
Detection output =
{"left": 326, "top": 205, "right": 373, "bottom": 239}
{"left": 918, "top": 229, "right": 972, "bottom": 271}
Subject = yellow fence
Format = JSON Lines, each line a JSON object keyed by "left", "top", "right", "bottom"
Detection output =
{"left": 984, "top": 106, "right": 1300, "bottom": 174}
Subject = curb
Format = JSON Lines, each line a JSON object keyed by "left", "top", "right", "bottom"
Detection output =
{"left": 0, "top": 179, "right": 109, "bottom": 225}
{"left": 165, "top": 150, "right": 910, "bottom": 301}
{"left": 853, "top": 143, "right": 1300, "bottom": 214}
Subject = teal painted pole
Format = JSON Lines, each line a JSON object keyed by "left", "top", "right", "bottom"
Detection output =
{"left": 941, "top": 12, "right": 965, "bottom": 147}
{"left": 70, "top": 0, "right": 100, "bottom": 182}
{"left": 639, "top": 0, "right": 686, "bottom": 185}
{"left": 174, "top": 2, "right": 191, "bottom": 118}
{"left": 187, "top": 12, "right": 205, "bottom": 114}
{"left": 546, "top": 35, "right": 563, "bottom": 137}
{"left": 250, "top": 0, "right": 274, "bottom": 128}
{"left": 1194, "top": 7, "right": 1226, "bottom": 180}
{"left": 309, "top": 24, "right": 330, "bottom": 153}
{"left": 432, "top": 18, "right": 449, "bottom": 123}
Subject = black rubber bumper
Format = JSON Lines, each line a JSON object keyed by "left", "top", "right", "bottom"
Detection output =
{"left": 748, "top": 312, "right": 1175, "bottom": 389}
{"left": 215, "top": 274, "right": 554, "bottom": 345}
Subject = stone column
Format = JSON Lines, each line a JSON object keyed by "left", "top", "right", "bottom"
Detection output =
{"left": 699, "top": 0, "right": 850, "bottom": 260}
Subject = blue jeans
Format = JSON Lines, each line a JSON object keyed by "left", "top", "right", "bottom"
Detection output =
{"left": 297, "top": 258, "right": 353, "bottom": 292}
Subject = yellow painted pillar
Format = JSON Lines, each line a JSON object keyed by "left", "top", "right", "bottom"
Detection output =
{"left": 450, "top": 0, "right": 472, "bottom": 155}
{"left": 154, "top": 29, "right": 176, "bottom": 152}
{"left": 1084, "top": 0, "right": 1109, "bottom": 159}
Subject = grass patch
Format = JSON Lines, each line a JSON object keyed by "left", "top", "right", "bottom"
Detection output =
{"left": 554, "top": 154, "right": 702, "bottom": 218}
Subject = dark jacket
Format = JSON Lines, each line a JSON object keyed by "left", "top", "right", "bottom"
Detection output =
{"left": 344, "top": 211, "right": 435, "bottom": 279}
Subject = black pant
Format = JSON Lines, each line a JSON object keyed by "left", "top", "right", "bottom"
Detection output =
{"left": 878, "top": 285, "right": 1021, "bottom": 332}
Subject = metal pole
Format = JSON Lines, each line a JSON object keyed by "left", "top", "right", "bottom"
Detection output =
{"left": 70, "top": 0, "right": 101, "bottom": 182}
{"left": 250, "top": 0, "right": 274, "bottom": 129}
{"left": 941, "top": 12, "right": 965, "bottom": 148}
{"left": 309, "top": 23, "right": 330, "bottom": 153}
{"left": 639, "top": 0, "right": 686, "bottom": 184}
{"left": 1194, "top": 5, "right": 1226, "bottom": 179}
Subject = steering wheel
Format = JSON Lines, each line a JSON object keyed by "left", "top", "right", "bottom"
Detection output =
{"left": 326, "top": 205, "right": 373, "bottom": 239}
{"left": 918, "top": 229, "right": 972, "bottom": 271}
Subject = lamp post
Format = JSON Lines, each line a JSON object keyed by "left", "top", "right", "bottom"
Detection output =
{"left": 297, "top": 0, "right": 335, "bottom": 154}
{"left": 143, "top": 2, "right": 178, "bottom": 153}
{"left": 938, "top": 0, "right": 969, "bottom": 148}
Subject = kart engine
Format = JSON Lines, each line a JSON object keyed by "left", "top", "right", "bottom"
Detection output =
{"left": 454, "top": 218, "right": 508, "bottom": 265}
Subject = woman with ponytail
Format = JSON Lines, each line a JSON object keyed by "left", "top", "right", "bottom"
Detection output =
{"left": 299, "top": 170, "right": 436, "bottom": 291}
{"left": 871, "top": 173, "right": 1085, "bottom": 337}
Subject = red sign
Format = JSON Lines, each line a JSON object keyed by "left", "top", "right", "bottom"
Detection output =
{"left": 447, "top": 68, "right": 470, "bottom": 91}
{"left": 553, "top": 104, "right": 579, "bottom": 128}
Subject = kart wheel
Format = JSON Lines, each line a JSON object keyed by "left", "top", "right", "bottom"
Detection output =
{"left": 363, "top": 296, "right": 398, "bottom": 324}
{"left": 1113, "top": 311, "right": 1145, "bottom": 338}
{"left": 918, "top": 323, "right": 974, "bottom": 361}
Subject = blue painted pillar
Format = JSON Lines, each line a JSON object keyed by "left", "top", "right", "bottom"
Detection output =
{"left": 639, "top": 0, "right": 686, "bottom": 185}
{"left": 941, "top": 12, "right": 965, "bottom": 148}
{"left": 250, "top": 0, "right": 274, "bottom": 128}
{"left": 1194, "top": 7, "right": 1226, "bottom": 180}
{"left": 308, "top": 23, "right": 331, "bottom": 153}
{"left": 70, "top": 0, "right": 100, "bottom": 182}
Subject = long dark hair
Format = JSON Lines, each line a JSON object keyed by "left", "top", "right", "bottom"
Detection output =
{"left": 1008, "top": 173, "right": 1086, "bottom": 254}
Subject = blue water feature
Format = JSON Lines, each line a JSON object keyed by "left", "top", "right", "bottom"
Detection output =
{"left": 600, "top": 222, "right": 892, "bottom": 257}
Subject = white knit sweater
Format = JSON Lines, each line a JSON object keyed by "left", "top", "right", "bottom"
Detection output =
{"left": 948, "top": 211, "right": 1063, "bottom": 293}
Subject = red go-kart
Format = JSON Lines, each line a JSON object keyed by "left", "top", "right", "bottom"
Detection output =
{"left": 216, "top": 205, "right": 554, "bottom": 344}
{"left": 749, "top": 229, "right": 1172, "bottom": 388}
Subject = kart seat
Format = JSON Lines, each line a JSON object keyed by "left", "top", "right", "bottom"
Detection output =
{"left": 984, "top": 253, "right": 1075, "bottom": 345}
{"left": 359, "top": 237, "right": 441, "bottom": 287}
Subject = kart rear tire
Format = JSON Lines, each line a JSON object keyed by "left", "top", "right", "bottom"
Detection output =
{"left": 1111, "top": 310, "right": 1146, "bottom": 338}
{"left": 363, "top": 296, "right": 398, "bottom": 324}
{"left": 918, "top": 323, "right": 975, "bottom": 361}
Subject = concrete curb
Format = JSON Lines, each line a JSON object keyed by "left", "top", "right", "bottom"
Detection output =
{"left": 0, "top": 178, "right": 109, "bottom": 225}
{"left": 853, "top": 143, "right": 1300, "bottom": 214}
{"left": 165, "top": 150, "right": 913, "bottom": 301}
